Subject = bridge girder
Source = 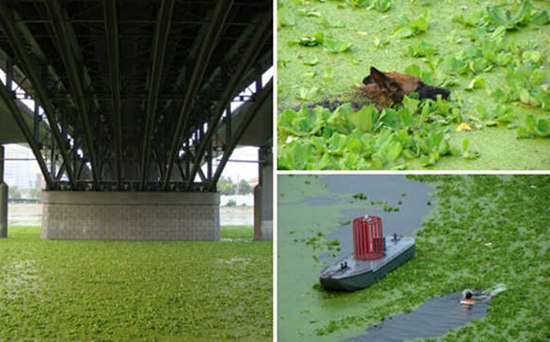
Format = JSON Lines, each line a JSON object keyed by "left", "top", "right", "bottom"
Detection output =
{"left": 103, "top": 0, "right": 123, "bottom": 189}
{"left": 140, "top": 0, "right": 175, "bottom": 190}
{"left": 186, "top": 13, "right": 272, "bottom": 191}
{"left": 164, "top": 0, "right": 233, "bottom": 190}
{"left": 0, "top": 1, "right": 77, "bottom": 188}
{"left": 0, "top": 0, "right": 272, "bottom": 192}
{"left": 45, "top": 0, "right": 99, "bottom": 188}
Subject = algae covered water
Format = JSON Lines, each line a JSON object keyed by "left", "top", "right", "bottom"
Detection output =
{"left": 278, "top": 175, "right": 550, "bottom": 341}
{"left": 277, "top": 0, "right": 550, "bottom": 170}
{"left": 278, "top": 175, "right": 435, "bottom": 341}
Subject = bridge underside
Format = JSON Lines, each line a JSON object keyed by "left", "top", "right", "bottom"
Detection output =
{"left": 0, "top": 0, "right": 272, "bottom": 192}
{"left": 0, "top": 0, "right": 272, "bottom": 240}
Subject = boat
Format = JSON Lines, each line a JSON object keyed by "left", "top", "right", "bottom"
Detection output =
{"left": 320, "top": 215, "right": 415, "bottom": 292}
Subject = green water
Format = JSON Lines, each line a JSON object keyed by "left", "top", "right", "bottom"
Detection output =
{"left": 0, "top": 226, "right": 272, "bottom": 341}
{"left": 278, "top": 0, "right": 550, "bottom": 170}
{"left": 278, "top": 175, "right": 550, "bottom": 341}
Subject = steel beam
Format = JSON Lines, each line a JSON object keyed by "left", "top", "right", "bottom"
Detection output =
{"left": 103, "top": 0, "right": 123, "bottom": 189}
{"left": 45, "top": 0, "right": 99, "bottom": 189}
{"left": 186, "top": 14, "right": 271, "bottom": 191}
{"left": 0, "top": 3, "right": 76, "bottom": 188}
{"left": 140, "top": 0, "right": 175, "bottom": 189}
{"left": 208, "top": 80, "right": 272, "bottom": 190}
{"left": 163, "top": 0, "right": 233, "bottom": 189}
{"left": 0, "top": 81, "right": 54, "bottom": 188}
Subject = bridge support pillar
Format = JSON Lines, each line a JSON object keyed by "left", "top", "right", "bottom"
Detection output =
{"left": 42, "top": 191, "right": 220, "bottom": 240}
{"left": 0, "top": 145, "right": 7, "bottom": 238}
{"left": 254, "top": 146, "right": 273, "bottom": 240}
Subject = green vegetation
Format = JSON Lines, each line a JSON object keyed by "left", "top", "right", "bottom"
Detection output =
{"left": 0, "top": 226, "right": 271, "bottom": 341}
{"left": 8, "top": 185, "right": 21, "bottom": 199}
{"left": 278, "top": 0, "right": 550, "bottom": 169}
{"left": 217, "top": 176, "right": 254, "bottom": 195}
{"left": 278, "top": 97, "right": 471, "bottom": 170}
{"left": 278, "top": 175, "right": 550, "bottom": 341}
{"left": 221, "top": 225, "right": 255, "bottom": 241}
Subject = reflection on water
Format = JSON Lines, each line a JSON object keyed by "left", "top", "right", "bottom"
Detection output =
{"left": 345, "top": 291, "right": 490, "bottom": 342}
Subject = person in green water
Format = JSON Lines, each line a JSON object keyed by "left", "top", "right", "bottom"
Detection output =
{"left": 460, "top": 291, "right": 476, "bottom": 305}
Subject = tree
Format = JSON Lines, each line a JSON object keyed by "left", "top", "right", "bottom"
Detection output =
{"left": 237, "top": 179, "right": 252, "bottom": 195}
{"left": 218, "top": 176, "right": 236, "bottom": 195}
{"left": 8, "top": 185, "right": 21, "bottom": 200}
{"left": 29, "top": 187, "right": 42, "bottom": 201}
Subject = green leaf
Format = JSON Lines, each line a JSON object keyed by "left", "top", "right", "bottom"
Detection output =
{"left": 411, "top": 16, "right": 429, "bottom": 32}
{"left": 529, "top": 69, "right": 547, "bottom": 86}
{"left": 525, "top": 114, "right": 537, "bottom": 131}
{"left": 278, "top": 7, "right": 296, "bottom": 27}
{"left": 296, "top": 32, "right": 325, "bottom": 47}
{"left": 522, "top": 51, "right": 542, "bottom": 64}
{"left": 303, "top": 58, "right": 319, "bottom": 66}
{"left": 385, "top": 141, "right": 403, "bottom": 162}
{"left": 327, "top": 133, "right": 348, "bottom": 154}
{"left": 324, "top": 39, "right": 352, "bottom": 53}
{"left": 519, "top": 89, "right": 531, "bottom": 104}
{"left": 345, "top": 105, "right": 378, "bottom": 133}
{"left": 297, "top": 8, "right": 321, "bottom": 18}
{"left": 369, "top": 0, "right": 391, "bottom": 13}
{"left": 346, "top": 138, "right": 364, "bottom": 154}
{"left": 529, "top": 10, "right": 549, "bottom": 25}
{"left": 404, "top": 64, "right": 422, "bottom": 77}
{"left": 402, "top": 96, "right": 420, "bottom": 114}
{"left": 394, "top": 26, "right": 413, "bottom": 38}
{"left": 465, "top": 76, "right": 485, "bottom": 91}
{"left": 296, "top": 87, "right": 320, "bottom": 101}
{"left": 536, "top": 118, "right": 550, "bottom": 137}
{"left": 462, "top": 139, "right": 470, "bottom": 153}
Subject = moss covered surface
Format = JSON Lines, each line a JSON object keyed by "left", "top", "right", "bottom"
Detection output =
{"left": 278, "top": 175, "right": 550, "bottom": 341}
{"left": 277, "top": 0, "right": 550, "bottom": 170}
{"left": 0, "top": 226, "right": 272, "bottom": 341}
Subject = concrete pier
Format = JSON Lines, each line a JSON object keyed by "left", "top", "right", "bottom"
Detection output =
{"left": 254, "top": 146, "right": 273, "bottom": 240}
{"left": 0, "top": 145, "right": 7, "bottom": 238}
{"left": 42, "top": 191, "right": 220, "bottom": 240}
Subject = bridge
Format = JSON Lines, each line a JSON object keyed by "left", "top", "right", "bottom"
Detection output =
{"left": 0, "top": 0, "right": 272, "bottom": 240}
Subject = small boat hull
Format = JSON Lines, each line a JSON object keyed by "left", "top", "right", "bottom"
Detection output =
{"left": 320, "top": 236, "right": 415, "bottom": 291}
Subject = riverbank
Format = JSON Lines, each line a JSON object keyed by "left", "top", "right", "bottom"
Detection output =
{"left": 7, "top": 203, "right": 254, "bottom": 227}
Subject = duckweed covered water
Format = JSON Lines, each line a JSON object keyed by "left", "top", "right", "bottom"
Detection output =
{"left": 278, "top": 175, "right": 550, "bottom": 341}
{"left": 278, "top": 0, "right": 550, "bottom": 169}
{"left": 0, "top": 226, "right": 272, "bottom": 341}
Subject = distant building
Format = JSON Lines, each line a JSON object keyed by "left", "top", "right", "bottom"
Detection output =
{"left": 4, "top": 144, "right": 41, "bottom": 190}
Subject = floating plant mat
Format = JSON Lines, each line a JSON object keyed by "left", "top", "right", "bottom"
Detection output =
{"left": 344, "top": 291, "right": 490, "bottom": 342}
{"left": 277, "top": 0, "right": 550, "bottom": 170}
{"left": 278, "top": 175, "right": 550, "bottom": 341}
{"left": 0, "top": 226, "right": 272, "bottom": 341}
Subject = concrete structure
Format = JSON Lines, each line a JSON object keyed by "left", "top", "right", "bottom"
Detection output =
{"left": 0, "top": 145, "right": 7, "bottom": 238}
{"left": 42, "top": 191, "right": 220, "bottom": 241}
{"left": 254, "top": 146, "right": 273, "bottom": 240}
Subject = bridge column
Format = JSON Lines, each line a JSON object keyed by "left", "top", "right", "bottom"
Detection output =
{"left": 254, "top": 146, "right": 273, "bottom": 240}
{"left": 42, "top": 192, "right": 220, "bottom": 240}
{"left": 0, "top": 145, "right": 8, "bottom": 238}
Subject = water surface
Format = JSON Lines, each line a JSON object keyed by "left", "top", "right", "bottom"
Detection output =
{"left": 345, "top": 292, "right": 490, "bottom": 342}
